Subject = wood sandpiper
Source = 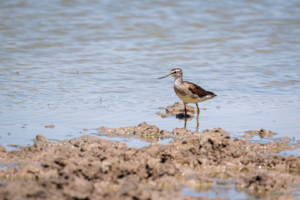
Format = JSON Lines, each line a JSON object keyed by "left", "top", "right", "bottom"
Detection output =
{"left": 158, "top": 68, "right": 217, "bottom": 127}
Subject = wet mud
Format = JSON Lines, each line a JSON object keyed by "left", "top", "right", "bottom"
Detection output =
{"left": 242, "top": 128, "right": 277, "bottom": 139}
{"left": 99, "top": 122, "right": 172, "bottom": 137}
{"left": 156, "top": 102, "right": 198, "bottom": 118}
{"left": 240, "top": 129, "right": 300, "bottom": 153}
{"left": 0, "top": 123, "right": 300, "bottom": 199}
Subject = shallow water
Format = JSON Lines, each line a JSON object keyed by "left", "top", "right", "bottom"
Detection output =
{"left": 182, "top": 185, "right": 300, "bottom": 200}
{"left": 0, "top": 1, "right": 300, "bottom": 196}
{"left": 1, "top": 0, "right": 300, "bottom": 147}
{"left": 182, "top": 186, "right": 248, "bottom": 200}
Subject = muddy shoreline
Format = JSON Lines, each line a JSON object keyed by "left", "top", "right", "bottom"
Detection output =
{"left": 0, "top": 121, "right": 300, "bottom": 200}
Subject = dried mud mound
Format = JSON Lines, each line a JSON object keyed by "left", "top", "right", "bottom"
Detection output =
{"left": 99, "top": 122, "right": 173, "bottom": 137}
{"left": 99, "top": 122, "right": 231, "bottom": 138}
{"left": 0, "top": 135, "right": 227, "bottom": 200}
{"left": 0, "top": 128, "right": 300, "bottom": 199}
{"left": 157, "top": 102, "right": 198, "bottom": 118}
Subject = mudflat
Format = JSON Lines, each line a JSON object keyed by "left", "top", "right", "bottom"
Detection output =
{"left": 0, "top": 122, "right": 300, "bottom": 200}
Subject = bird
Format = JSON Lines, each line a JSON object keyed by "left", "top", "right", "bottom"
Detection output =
{"left": 158, "top": 68, "right": 217, "bottom": 120}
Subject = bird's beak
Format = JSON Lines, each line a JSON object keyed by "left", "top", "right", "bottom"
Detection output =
{"left": 158, "top": 74, "right": 170, "bottom": 79}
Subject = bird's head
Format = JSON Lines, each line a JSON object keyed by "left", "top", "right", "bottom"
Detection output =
{"left": 158, "top": 68, "right": 182, "bottom": 80}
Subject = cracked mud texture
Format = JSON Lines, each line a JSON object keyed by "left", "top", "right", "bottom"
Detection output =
{"left": 0, "top": 125, "right": 300, "bottom": 200}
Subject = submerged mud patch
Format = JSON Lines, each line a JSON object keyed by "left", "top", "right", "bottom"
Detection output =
{"left": 0, "top": 125, "right": 300, "bottom": 199}
{"left": 242, "top": 128, "right": 276, "bottom": 139}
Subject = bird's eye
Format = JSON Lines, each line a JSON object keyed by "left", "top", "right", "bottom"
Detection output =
{"left": 174, "top": 71, "right": 177, "bottom": 74}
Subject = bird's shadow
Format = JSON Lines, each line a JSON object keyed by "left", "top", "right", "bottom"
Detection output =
{"left": 176, "top": 113, "right": 191, "bottom": 119}
{"left": 176, "top": 112, "right": 199, "bottom": 130}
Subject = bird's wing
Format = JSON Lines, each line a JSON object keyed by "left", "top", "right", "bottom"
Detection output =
{"left": 186, "top": 81, "right": 217, "bottom": 98}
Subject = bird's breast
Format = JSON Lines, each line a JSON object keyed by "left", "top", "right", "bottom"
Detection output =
{"left": 174, "top": 85, "right": 197, "bottom": 104}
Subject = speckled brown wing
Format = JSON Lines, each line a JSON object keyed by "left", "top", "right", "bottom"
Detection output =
{"left": 186, "top": 81, "right": 217, "bottom": 98}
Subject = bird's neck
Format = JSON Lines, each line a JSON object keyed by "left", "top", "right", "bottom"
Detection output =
{"left": 174, "top": 77, "right": 183, "bottom": 84}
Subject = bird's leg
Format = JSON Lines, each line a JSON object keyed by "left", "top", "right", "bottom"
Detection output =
{"left": 196, "top": 103, "right": 200, "bottom": 130}
{"left": 196, "top": 116, "right": 199, "bottom": 130}
{"left": 196, "top": 103, "right": 200, "bottom": 115}
{"left": 184, "top": 103, "right": 188, "bottom": 128}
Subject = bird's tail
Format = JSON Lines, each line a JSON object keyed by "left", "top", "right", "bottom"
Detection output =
{"left": 207, "top": 91, "right": 217, "bottom": 97}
